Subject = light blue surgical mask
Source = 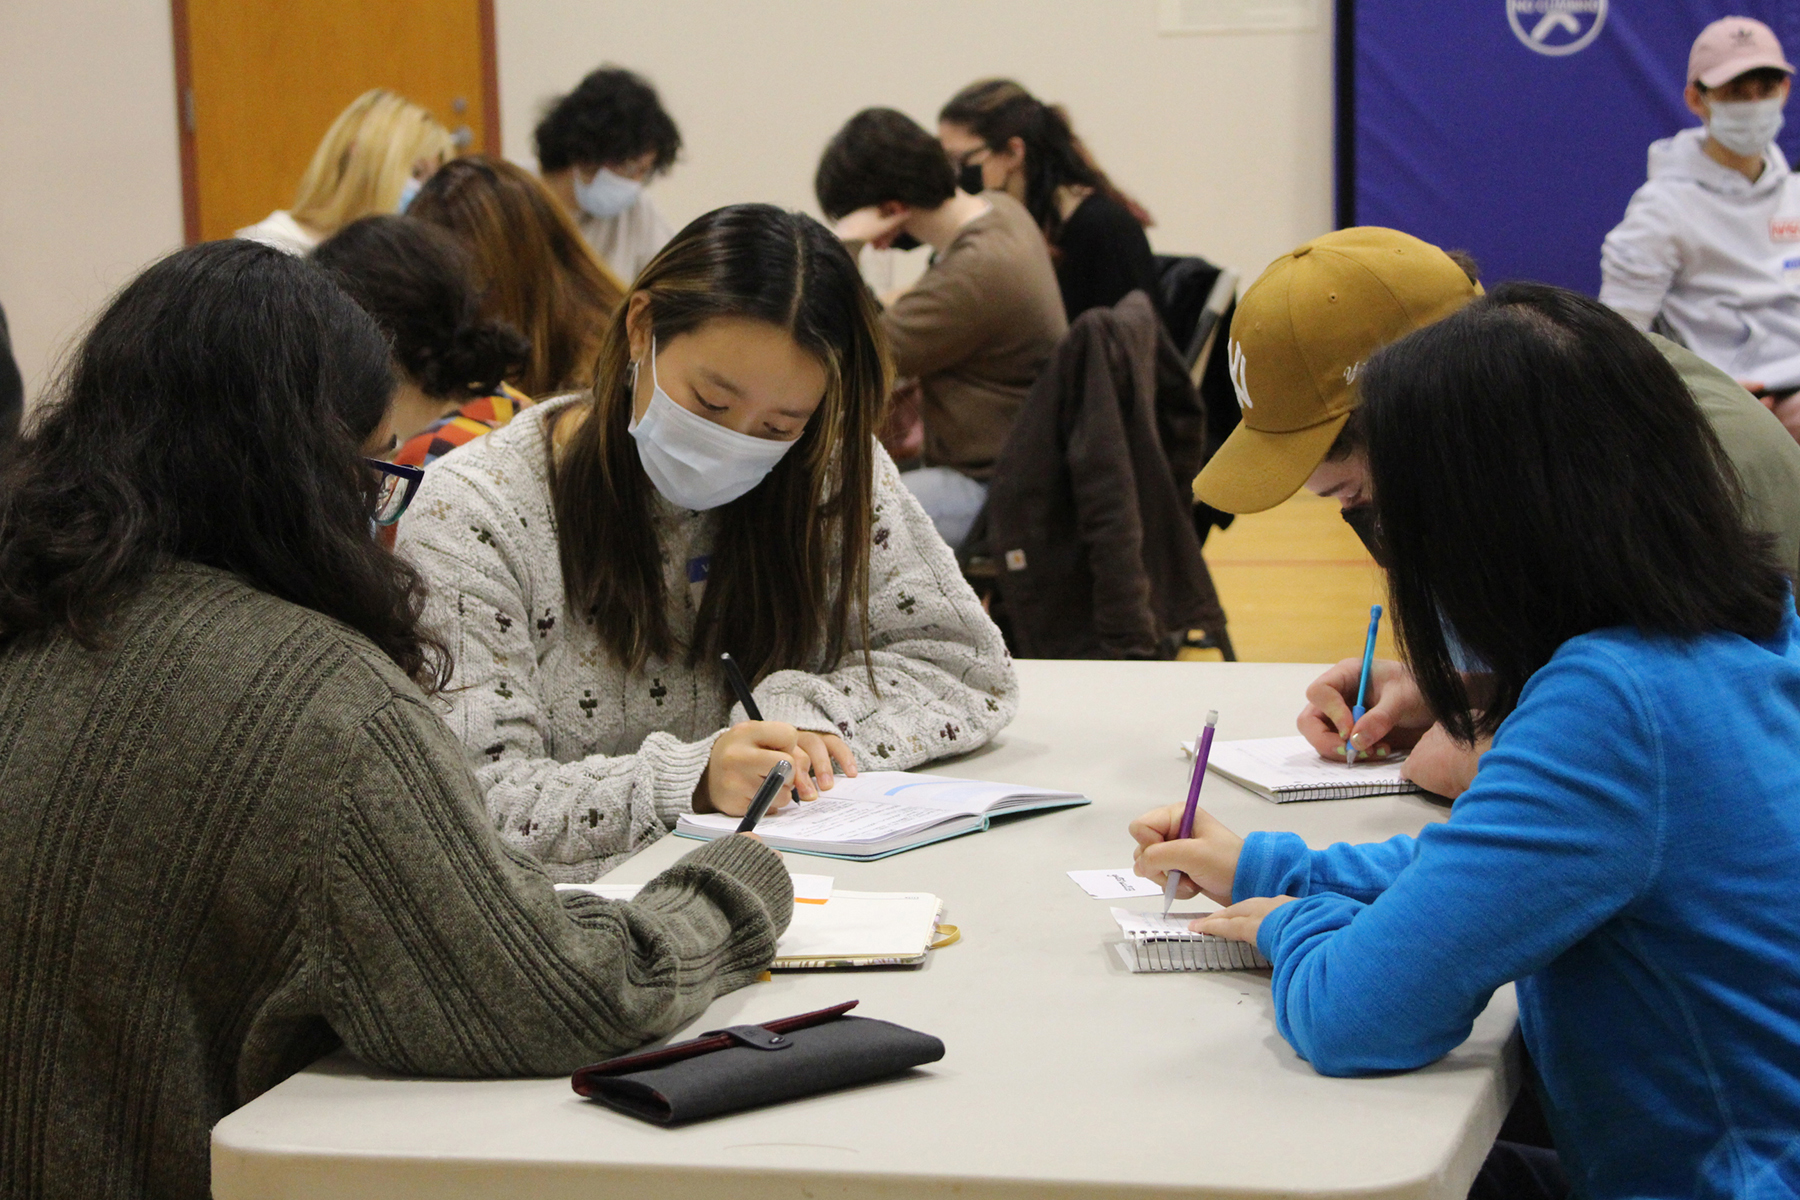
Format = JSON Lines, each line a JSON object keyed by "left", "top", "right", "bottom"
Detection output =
{"left": 575, "top": 165, "right": 644, "bottom": 219}
{"left": 1707, "top": 96, "right": 1786, "bottom": 158}
{"left": 627, "top": 338, "right": 795, "bottom": 510}
{"left": 397, "top": 175, "right": 423, "bottom": 213}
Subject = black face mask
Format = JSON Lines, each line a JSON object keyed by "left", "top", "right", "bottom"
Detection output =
{"left": 1340, "top": 503, "right": 1388, "bottom": 568}
{"left": 889, "top": 231, "right": 922, "bottom": 252}
{"left": 957, "top": 162, "right": 986, "bottom": 196}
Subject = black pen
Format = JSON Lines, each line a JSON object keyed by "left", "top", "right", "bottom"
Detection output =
{"left": 720, "top": 652, "right": 763, "bottom": 720}
{"left": 723, "top": 652, "right": 806, "bottom": 803}
{"left": 736, "top": 760, "right": 794, "bottom": 834}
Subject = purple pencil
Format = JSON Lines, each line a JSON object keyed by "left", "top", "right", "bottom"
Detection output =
{"left": 1164, "top": 710, "right": 1219, "bottom": 916}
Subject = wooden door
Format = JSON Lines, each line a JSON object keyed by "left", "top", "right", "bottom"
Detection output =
{"left": 172, "top": 0, "right": 499, "bottom": 243}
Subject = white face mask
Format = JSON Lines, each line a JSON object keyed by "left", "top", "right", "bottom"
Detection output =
{"left": 627, "top": 339, "right": 797, "bottom": 510}
{"left": 1707, "top": 96, "right": 1786, "bottom": 158}
{"left": 575, "top": 165, "right": 644, "bottom": 219}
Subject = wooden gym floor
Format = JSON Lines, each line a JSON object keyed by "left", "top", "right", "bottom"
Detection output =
{"left": 1184, "top": 489, "right": 1400, "bottom": 666}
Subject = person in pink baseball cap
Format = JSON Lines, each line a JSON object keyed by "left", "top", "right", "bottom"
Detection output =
{"left": 1600, "top": 16, "right": 1800, "bottom": 443}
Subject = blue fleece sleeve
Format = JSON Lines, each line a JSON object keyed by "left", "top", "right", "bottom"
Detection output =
{"left": 1250, "top": 644, "right": 1663, "bottom": 1076}
{"left": 1235, "top": 831, "right": 1420, "bottom": 905}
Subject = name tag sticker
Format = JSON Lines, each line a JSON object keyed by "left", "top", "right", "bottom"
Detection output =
{"left": 1772, "top": 217, "right": 1800, "bottom": 243}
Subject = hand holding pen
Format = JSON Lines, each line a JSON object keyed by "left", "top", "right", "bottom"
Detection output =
{"left": 697, "top": 653, "right": 859, "bottom": 817}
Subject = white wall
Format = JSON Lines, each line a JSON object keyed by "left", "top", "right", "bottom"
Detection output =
{"left": 0, "top": 0, "right": 185, "bottom": 406}
{"left": 495, "top": 0, "right": 1334, "bottom": 282}
{"left": 0, "top": 0, "right": 1332, "bottom": 408}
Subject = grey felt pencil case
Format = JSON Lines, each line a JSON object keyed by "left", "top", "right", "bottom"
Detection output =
{"left": 570, "top": 1000, "right": 944, "bottom": 1125}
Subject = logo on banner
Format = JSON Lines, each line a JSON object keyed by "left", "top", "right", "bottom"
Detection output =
{"left": 1507, "top": 0, "right": 1607, "bottom": 57}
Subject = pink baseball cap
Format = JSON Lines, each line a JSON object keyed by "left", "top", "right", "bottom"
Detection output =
{"left": 1689, "top": 16, "right": 1795, "bottom": 88}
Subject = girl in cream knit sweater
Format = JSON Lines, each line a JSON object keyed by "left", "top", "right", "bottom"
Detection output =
{"left": 397, "top": 204, "right": 1016, "bottom": 881}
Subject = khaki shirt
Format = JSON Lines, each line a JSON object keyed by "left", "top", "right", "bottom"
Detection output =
{"left": 882, "top": 192, "right": 1067, "bottom": 479}
{"left": 1650, "top": 333, "right": 1800, "bottom": 590}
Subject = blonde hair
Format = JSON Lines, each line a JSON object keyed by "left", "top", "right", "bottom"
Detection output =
{"left": 290, "top": 90, "right": 455, "bottom": 237}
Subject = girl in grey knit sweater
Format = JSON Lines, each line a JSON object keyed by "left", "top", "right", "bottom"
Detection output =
{"left": 0, "top": 242, "right": 791, "bottom": 1200}
{"left": 397, "top": 204, "right": 1018, "bottom": 881}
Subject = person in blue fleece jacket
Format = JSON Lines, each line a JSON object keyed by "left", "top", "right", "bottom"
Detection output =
{"left": 1133, "top": 283, "right": 1800, "bottom": 1200}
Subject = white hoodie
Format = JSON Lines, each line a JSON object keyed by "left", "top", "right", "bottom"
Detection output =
{"left": 1601, "top": 126, "right": 1800, "bottom": 390}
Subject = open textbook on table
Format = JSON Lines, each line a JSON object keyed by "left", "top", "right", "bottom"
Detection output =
{"left": 675, "top": 770, "right": 1088, "bottom": 860}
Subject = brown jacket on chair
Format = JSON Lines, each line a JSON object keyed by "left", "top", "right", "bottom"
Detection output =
{"left": 979, "top": 290, "right": 1226, "bottom": 659}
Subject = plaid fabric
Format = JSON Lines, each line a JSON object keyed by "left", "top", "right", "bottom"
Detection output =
{"left": 393, "top": 383, "right": 535, "bottom": 469}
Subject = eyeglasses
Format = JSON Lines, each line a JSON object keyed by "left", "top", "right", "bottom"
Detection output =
{"left": 365, "top": 458, "right": 425, "bottom": 526}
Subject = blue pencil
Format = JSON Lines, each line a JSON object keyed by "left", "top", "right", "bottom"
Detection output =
{"left": 1347, "top": 604, "right": 1383, "bottom": 766}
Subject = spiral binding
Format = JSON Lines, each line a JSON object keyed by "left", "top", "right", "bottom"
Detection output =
{"left": 1271, "top": 782, "right": 1413, "bottom": 801}
{"left": 1125, "top": 931, "right": 1271, "bottom": 972}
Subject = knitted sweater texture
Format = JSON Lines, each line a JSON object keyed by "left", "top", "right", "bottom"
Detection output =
{"left": 395, "top": 398, "right": 1019, "bottom": 881}
{"left": 0, "top": 565, "right": 793, "bottom": 1200}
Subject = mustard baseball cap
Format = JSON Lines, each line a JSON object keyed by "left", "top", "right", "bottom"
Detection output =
{"left": 1193, "top": 227, "right": 1481, "bottom": 515}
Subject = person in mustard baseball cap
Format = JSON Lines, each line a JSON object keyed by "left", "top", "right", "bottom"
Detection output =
{"left": 1194, "top": 227, "right": 1478, "bottom": 517}
{"left": 1197, "top": 227, "right": 1800, "bottom": 798}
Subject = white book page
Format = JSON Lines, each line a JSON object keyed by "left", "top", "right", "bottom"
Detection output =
{"left": 679, "top": 794, "right": 963, "bottom": 845}
{"left": 821, "top": 770, "right": 1071, "bottom": 815}
{"left": 1204, "top": 735, "right": 1410, "bottom": 790}
{"left": 775, "top": 891, "right": 941, "bottom": 961}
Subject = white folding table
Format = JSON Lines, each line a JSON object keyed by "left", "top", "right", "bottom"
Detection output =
{"left": 211, "top": 660, "right": 1518, "bottom": 1199}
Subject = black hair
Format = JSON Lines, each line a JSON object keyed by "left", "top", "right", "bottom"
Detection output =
{"left": 1697, "top": 66, "right": 1790, "bottom": 93}
{"left": 534, "top": 66, "right": 681, "bottom": 176}
{"left": 814, "top": 108, "right": 957, "bottom": 221}
{"left": 0, "top": 240, "right": 448, "bottom": 690}
{"left": 938, "top": 78, "right": 1145, "bottom": 245}
{"left": 1360, "top": 281, "right": 1790, "bottom": 740}
{"left": 313, "top": 215, "right": 529, "bottom": 400}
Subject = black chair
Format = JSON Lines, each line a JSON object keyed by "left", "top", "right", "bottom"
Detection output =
{"left": 1154, "top": 255, "right": 1240, "bottom": 545}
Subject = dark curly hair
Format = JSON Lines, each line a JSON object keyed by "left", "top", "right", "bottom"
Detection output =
{"left": 313, "top": 215, "right": 529, "bottom": 400}
{"left": 534, "top": 66, "right": 681, "bottom": 176}
{"left": 814, "top": 108, "right": 957, "bottom": 221}
{"left": 0, "top": 240, "right": 449, "bottom": 691}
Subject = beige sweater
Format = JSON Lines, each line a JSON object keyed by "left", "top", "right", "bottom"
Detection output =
{"left": 396, "top": 398, "right": 1019, "bottom": 881}
{"left": 884, "top": 191, "right": 1068, "bottom": 478}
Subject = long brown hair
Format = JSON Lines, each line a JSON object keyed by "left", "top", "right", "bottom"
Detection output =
{"left": 407, "top": 155, "right": 626, "bottom": 397}
{"left": 551, "top": 204, "right": 891, "bottom": 684}
{"left": 939, "top": 79, "right": 1153, "bottom": 246}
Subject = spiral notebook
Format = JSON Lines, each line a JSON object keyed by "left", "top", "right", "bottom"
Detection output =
{"left": 1191, "top": 734, "right": 1420, "bottom": 803}
{"left": 1111, "top": 908, "right": 1271, "bottom": 972}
